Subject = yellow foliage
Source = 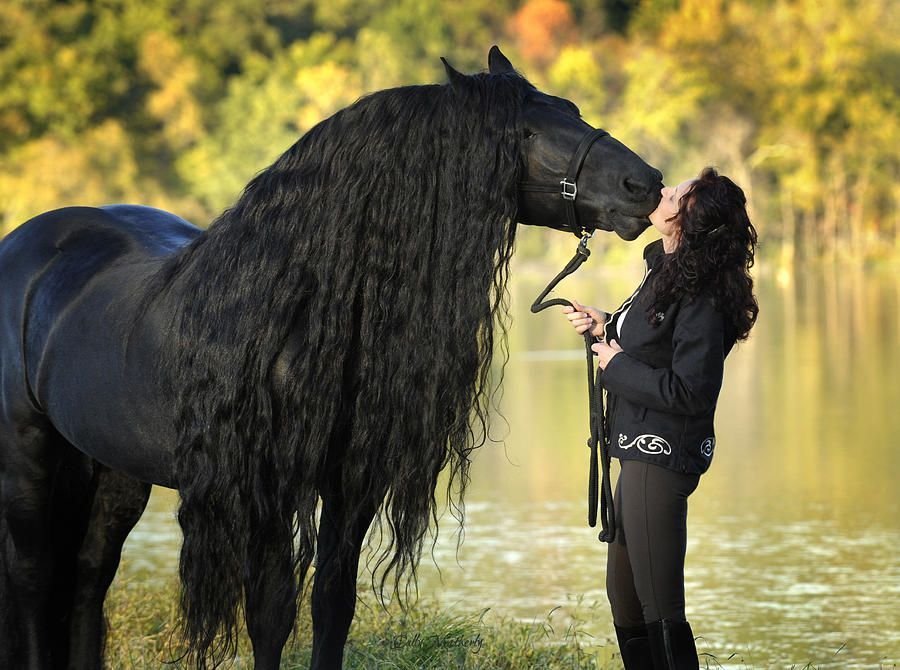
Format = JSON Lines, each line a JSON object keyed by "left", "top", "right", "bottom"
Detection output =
{"left": 546, "top": 47, "right": 605, "bottom": 121}
{"left": 659, "top": 0, "right": 726, "bottom": 51}
{"left": 607, "top": 46, "right": 707, "bottom": 159}
{"left": 139, "top": 31, "right": 203, "bottom": 150}
{"left": 294, "top": 62, "right": 364, "bottom": 131}
{"left": 0, "top": 121, "right": 139, "bottom": 234}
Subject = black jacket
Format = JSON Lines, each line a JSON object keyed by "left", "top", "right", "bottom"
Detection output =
{"left": 600, "top": 240, "right": 736, "bottom": 475}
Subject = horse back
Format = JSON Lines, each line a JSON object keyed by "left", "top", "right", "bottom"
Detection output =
{"left": 0, "top": 205, "right": 201, "bottom": 484}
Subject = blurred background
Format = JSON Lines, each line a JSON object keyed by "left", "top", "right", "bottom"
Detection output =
{"left": 2, "top": 1, "right": 897, "bottom": 667}
{"left": 1, "top": 0, "right": 897, "bottom": 269}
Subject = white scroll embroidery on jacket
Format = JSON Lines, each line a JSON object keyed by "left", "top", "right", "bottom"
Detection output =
{"left": 617, "top": 433, "right": 672, "bottom": 455}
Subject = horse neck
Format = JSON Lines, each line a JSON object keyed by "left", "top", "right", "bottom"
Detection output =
{"left": 158, "top": 82, "right": 519, "bottom": 363}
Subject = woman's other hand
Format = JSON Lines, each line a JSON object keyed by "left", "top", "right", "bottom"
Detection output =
{"left": 591, "top": 338, "right": 623, "bottom": 370}
{"left": 562, "top": 299, "right": 607, "bottom": 338}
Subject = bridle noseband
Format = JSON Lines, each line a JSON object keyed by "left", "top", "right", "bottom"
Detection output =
{"left": 518, "top": 128, "right": 610, "bottom": 235}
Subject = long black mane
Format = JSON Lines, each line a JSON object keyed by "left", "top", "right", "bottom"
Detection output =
{"left": 149, "top": 71, "right": 528, "bottom": 661}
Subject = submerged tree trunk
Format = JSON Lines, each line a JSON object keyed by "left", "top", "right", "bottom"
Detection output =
{"left": 849, "top": 166, "right": 869, "bottom": 260}
{"left": 780, "top": 187, "right": 796, "bottom": 268}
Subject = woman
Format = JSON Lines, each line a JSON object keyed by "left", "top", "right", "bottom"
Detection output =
{"left": 562, "top": 168, "right": 758, "bottom": 669}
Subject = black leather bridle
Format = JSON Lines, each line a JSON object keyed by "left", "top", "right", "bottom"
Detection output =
{"left": 524, "top": 126, "right": 617, "bottom": 544}
{"left": 518, "top": 128, "right": 610, "bottom": 235}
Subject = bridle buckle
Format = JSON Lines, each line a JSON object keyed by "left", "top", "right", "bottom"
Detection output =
{"left": 560, "top": 178, "right": 577, "bottom": 201}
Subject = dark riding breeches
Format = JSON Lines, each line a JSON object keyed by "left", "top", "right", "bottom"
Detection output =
{"left": 606, "top": 459, "right": 700, "bottom": 626}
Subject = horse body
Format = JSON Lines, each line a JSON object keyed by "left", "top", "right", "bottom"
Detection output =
{"left": 0, "top": 206, "right": 198, "bottom": 668}
{"left": 1, "top": 48, "right": 662, "bottom": 669}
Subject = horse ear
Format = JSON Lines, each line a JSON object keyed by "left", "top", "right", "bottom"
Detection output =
{"left": 488, "top": 45, "right": 515, "bottom": 75}
{"left": 441, "top": 57, "right": 466, "bottom": 88}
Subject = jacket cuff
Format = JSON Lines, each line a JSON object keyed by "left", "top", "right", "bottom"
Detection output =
{"left": 603, "top": 349, "right": 628, "bottom": 377}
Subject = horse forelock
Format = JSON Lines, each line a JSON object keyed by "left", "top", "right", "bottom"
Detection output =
{"left": 167, "top": 70, "right": 528, "bottom": 661}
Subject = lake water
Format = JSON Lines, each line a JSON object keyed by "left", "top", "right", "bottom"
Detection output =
{"left": 118, "top": 259, "right": 900, "bottom": 668}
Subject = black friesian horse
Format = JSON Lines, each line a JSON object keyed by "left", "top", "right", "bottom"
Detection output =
{"left": 0, "top": 48, "right": 661, "bottom": 669}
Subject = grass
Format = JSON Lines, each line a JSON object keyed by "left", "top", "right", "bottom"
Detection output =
{"left": 104, "top": 578, "right": 621, "bottom": 669}
{"left": 104, "top": 578, "right": 892, "bottom": 669}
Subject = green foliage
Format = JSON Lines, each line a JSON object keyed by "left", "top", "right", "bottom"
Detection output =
{"left": 0, "top": 0, "right": 897, "bottom": 263}
{"left": 176, "top": 33, "right": 361, "bottom": 213}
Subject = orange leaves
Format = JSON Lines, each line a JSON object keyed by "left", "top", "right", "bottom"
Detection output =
{"left": 507, "top": 0, "right": 577, "bottom": 66}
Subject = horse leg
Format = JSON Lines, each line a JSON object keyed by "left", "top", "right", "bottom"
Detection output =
{"left": 1, "top": 431, "right": 94, "bottom": 669}
{"left": 46, "top": 445, "right": 97, "bottom": 669}
{"left": 309, "top": 488, "right": 379, "bottom": 670}
{"left": 66, "top": 465, "right": 151, "bottom": 670}
{"left": 244, "top": 523, "right": 299, "bottom": 670}
{"left": 0, "top": 513, "right": 11, "bottom": 669}
{"left": 1, "top": 417, "right": 64, "bottom": 670}
{"left": 0, "top": 471, "right": 16, "bottom": 668}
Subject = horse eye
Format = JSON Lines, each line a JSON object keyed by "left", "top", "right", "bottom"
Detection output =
{"left": 523, "top": 130, "right": 536, "bottom": 139}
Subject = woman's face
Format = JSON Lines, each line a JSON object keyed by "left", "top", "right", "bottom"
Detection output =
{"left": 649, "top": 179, "right": 695, "bottom": 238}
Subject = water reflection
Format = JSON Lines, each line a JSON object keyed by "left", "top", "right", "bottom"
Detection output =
{"left": 118, "top": 263, "right": 900, "bottom": 667}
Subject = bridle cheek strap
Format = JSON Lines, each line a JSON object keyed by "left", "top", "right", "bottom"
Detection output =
{"left": 519, "top": 128, "right": 610, "bottom": 235}
{"left": 561, "top": 128, "right": 610, "bottom": 232}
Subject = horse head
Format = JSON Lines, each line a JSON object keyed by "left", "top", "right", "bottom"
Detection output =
{"left": 456, "top": 46, "right": 663, "bottom": 241}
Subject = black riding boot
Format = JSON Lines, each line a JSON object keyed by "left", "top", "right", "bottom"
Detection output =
{"left": 646, "top": 620, "right": 699, "bottom": 670}
{"left": 615, "top": 624, "right": 653, "bottom": 670}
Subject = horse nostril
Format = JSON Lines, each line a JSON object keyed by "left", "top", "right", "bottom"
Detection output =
{"left": 623, "top": 177, "right": 646, "bottom": 196}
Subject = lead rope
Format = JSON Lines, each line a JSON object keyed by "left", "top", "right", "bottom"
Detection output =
{"left": 530, "top": 232, "right": 616, "bottom": 543}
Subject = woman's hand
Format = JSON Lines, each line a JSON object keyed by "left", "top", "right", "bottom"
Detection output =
{"left": 592, "top": 338, "right": 623, "bottom": 370}
{"left": 562, "top": 299, "right": 607, "bottom": 338}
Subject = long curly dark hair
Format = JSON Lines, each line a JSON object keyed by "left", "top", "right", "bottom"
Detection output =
{"left": 146, "top": 71, "right": 527, "bottom": 665}
{"left": 644, "top": 167, "right": 759, "bottom": 340}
